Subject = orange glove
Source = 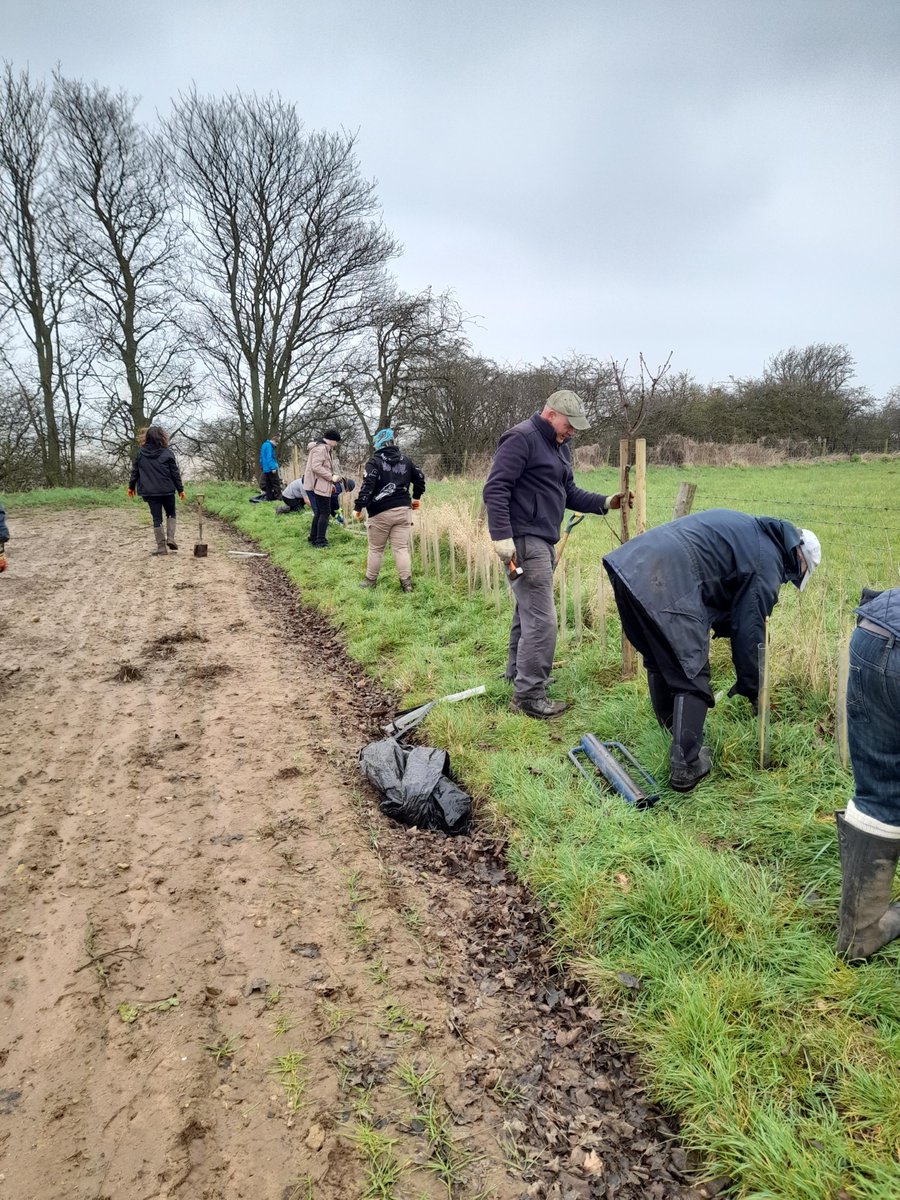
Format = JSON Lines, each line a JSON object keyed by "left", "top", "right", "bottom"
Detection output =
{"left": 354, "top": 511, "right": 364, "bottom": 522}
{"left": 0, "top": 548, "right": 7, "bottom": 573}
{"left": 127, "top": 488, "right": 135, "bottom": 498}
{"left": 178, "top": 491, "right": 186, "bottom": 501}
{"left": 410, "top": 499, "right": 421, "bottom": 510}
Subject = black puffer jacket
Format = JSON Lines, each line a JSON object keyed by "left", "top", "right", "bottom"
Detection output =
{"left": 855, "top": 587, "right": 900, "bottom": 638}
{"left": 129, "top": 446, "right": 183, "bottom": 497}
{"left": 356, "top": 447, "right": 425, "bottom": 517}
{"left": 603, "top": 509, "right": 805, "bottom": 702}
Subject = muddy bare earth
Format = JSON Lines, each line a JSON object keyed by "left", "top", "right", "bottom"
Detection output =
{"left": 0, "top": 509, "right": 711, "bottom": 1200}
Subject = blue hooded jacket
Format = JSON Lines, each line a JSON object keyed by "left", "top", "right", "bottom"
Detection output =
{"left": 603, "top": 509, "right": 805, "bottom": 702}
{"left": 259, "top": 440, "right": 278, "bottom": 473}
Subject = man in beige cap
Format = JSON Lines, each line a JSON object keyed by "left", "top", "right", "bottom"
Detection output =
{"left": 483, "top": 391, "right": 629, "bottom": 718}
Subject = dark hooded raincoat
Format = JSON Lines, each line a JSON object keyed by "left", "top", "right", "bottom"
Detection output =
{"left": 603, "top": 509, "right": 805, "bottom": 703}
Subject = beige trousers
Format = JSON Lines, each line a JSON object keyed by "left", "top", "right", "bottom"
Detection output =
{"left": 366, "top": 506, "right": 412, "bottom": 581}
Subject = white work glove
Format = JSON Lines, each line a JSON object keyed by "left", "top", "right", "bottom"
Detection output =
{"left": 331, "top": 474, "right": 340, "bottom": 483}
{"left": 492, "top": 538, "right": 516, "bottom": 562}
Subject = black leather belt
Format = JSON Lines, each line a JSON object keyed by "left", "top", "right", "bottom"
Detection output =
{"left": 859, "top": 618, "right": 893, "bottom": 639}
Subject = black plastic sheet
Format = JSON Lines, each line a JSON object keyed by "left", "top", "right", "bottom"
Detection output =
{"left": 358, "top": 738, "right": 471, "bottom": 836}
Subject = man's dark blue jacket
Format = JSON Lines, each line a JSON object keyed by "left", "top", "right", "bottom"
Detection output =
{"left": 603, "top": 509, "right": 805, "bottom": 702}
{"left": 483, "top": 413, "right": 609, "bottom": 543}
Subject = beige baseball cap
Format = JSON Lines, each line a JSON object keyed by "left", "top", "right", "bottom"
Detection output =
{"left": 545, "top": 389, "right": 590, "bottom": 430}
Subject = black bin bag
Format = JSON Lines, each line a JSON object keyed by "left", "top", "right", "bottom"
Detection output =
{"left": 357, "top": 738, "right": 471, "bottom": 836}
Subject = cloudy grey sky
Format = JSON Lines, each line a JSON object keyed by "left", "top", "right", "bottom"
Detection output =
{"left": 6, "top": 0, "right": 899, "bottom": 393}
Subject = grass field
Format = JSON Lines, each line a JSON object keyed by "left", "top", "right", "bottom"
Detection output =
{"left": 8, "top": 459, "right": 899, "bottom": 1199}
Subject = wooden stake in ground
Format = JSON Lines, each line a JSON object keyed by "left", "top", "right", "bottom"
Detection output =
{"left": 466, "top": 540, "right": 473, "bottom": 597}
{"left": 672, "top": 482, "right": 696, "bottom": 520}
{"left": 558, "top": 560, "right": 567, "bottom": 644}
{"left": 634, "top": 437, "right": 647, "bottom": 535}
{"left": 619, "top": 438, "right": 635, "bottom": 679}
{"left": 835, "top": 633, "right": 851, "bottom": 769}
{"left": 758, "top": 617, "right": 772, "bottom": 769}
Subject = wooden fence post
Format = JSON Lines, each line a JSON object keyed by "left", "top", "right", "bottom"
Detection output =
{"left": 672, "top": 482, "right": 696, "bottom": 520}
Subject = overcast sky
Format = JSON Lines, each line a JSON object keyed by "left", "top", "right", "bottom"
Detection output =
{"left": 5, "top": 0, "right": 899, "bottom": 394}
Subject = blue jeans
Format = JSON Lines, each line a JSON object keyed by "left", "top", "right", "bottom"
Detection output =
{"left": 847, "top": 627, "right": 900, "bottom": 829}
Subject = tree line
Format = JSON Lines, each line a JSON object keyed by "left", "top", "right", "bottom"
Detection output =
{"left": 1, "top": 63, "right": 897, "bottom": 490}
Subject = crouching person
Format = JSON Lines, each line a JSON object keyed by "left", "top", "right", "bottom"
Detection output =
{"left": 603, "top": 510, "right": 821, "bottom": 792}
{"left": 355, "top": 428, "right": 425, "bottom": 592}
{"left": 836, "top": 586, "right": 900, "bottom": 961}
{"left": 275, "top": 478, "right": 307, "bottom": 514}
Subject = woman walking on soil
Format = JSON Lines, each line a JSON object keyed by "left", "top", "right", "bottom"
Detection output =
{"left": 354, "top": 428, "right": 425, "bottom": 592}
{"left": 303, "top": 428, "right": 342, "bottom": 548}
{"left": 128, "top": 426, "right": 185, "bottom": 556}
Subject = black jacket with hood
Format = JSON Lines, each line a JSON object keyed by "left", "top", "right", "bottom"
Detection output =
{"left": 129, "top": 446, "right": 183, "bottom": 497}
{"left": 603, "top": 509, "right": 805, "bottom": 703}
{"left": 356, "top": 446, "right": 425, "bottom": 517}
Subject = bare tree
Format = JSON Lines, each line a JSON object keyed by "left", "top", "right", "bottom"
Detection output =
{"left": 0, "top": 64, "right": 66, "bottom": 483}
{"left": 0, "top": 380, "right": 45, "bottom": 489}
{"left": 609, "top": 351, "right": 674, "bottom": 438}
{"left": 334, "top": 285, "right": 468, "bottom": 445}
{"left": 764, "top": 343, "right": 855, "bottom": 392}
{"left": 166, "top": 89, "right": 399, "bottom": 455}
{"left": 414, "top": 353, "right": 507, "bottom": 472}
{"left": 52, "top": 74, "right": 194, "bottom": 452}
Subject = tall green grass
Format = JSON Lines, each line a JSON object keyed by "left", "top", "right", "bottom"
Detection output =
{"left": 12, "top": 464, "right": 900, "bottom": 1198}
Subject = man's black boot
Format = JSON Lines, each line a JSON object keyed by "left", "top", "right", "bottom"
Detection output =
{"left": 647, "top": 670, "right": 674, "bottom": 730}
{"left": 835, "top": 811, "right": 900, "bottom": 961}
{"left": 669, "top": 694, "right": 711, "bottom": 792}
{"left": 510, "top": 697, "right": 569, "bottom": 719}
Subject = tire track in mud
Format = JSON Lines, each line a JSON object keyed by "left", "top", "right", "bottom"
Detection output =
{"left": 0, "top": 509, "right": 709, "bottom": 1200}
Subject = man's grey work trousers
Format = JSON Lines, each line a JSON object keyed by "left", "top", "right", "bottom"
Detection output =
{"left": 505, "top": 535, "right": 557, "bottom": 702}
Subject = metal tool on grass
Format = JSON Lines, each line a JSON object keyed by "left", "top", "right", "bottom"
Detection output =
{"left": 555, "top": 511, "right": 585, "bottom": 570}
{"left": 383, "top": 684, "right": 487, "bottom": 738}
{"left": 569, "top": 734, "right": 659, "bottom": 808}
{"left": 194, "top": 493, "right": 208, "bottom": 557}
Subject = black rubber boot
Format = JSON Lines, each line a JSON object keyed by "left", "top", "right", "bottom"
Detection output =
{"left": 835, "top": 811, "right": 900, "bottom": 961}
{"left": 669, "top": 694, "right": 711, "bottom": 792}
{"left": 647, "top": 670, "right": 675, "bottom": 730}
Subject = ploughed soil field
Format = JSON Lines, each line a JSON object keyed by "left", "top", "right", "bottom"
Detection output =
{"left": 0, "top": 509, "right": 712, "bottom": 1200}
